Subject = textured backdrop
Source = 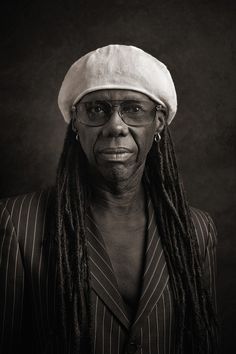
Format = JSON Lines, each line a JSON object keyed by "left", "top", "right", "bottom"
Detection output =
{"left": 0, "top": 0, "right": 235, "bottom": 352}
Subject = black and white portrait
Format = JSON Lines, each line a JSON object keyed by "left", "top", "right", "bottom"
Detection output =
{"left": 0, "top": 1, "right": 235, "bottom": 353}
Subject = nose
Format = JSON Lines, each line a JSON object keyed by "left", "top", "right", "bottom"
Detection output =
{"left": 101, "top": 109, "right": 129, "bottom": 138}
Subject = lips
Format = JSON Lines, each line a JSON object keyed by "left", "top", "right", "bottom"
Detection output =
{"left": 98, "top": 147, "right": 132, "bottom": 154}
{"left": 97, "top": 147, "right": 133, "bottom": 162}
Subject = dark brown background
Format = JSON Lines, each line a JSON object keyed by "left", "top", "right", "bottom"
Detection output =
{"left": 0, "top": 0, "right": 235, "bottom": 352}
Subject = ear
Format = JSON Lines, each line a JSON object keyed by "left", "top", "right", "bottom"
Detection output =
{"left": 71, "top": 107, "right": 78, "bottom": 133}
{"left": 155, "top": 109, "right": 166, "bottom": 135}
{"left": 71, "top": 117, "right": 77, "bottom": 133}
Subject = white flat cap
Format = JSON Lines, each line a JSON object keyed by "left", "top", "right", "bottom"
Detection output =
{"left": 58, "top": 44, "right": 177, "bottom": 124}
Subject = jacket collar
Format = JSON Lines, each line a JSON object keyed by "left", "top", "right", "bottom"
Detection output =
{"left": 86, "top": 195, "right": 169, "bottom": 331}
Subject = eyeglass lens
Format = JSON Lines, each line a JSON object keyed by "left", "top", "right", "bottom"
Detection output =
{"left": 75, "top": 100, "right": 157, "bottom": 127}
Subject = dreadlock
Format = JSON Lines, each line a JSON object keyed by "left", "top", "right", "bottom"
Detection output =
{"left": 54, "top": 124, "right": 92, "bottom": 353}
{"left": 54, "top": 121, "right": 217, "bottom": 353}
{"left": 145, "top": 126, "right": 218, "bottom": 353}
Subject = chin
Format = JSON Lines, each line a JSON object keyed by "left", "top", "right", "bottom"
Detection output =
{"left": 101, "top": 165, "right": 134, "bottom": 184}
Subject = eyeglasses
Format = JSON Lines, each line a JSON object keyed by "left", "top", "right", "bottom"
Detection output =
{"left": 72, "top": 100, "right": 165, "bottom": 127}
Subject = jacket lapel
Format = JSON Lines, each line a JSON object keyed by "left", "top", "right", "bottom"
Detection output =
{"left": 86, "top": 194, "right": 169, "bottom": 333}
{"left": 86, "top": 212, "right": 130, "bottom": 329}
{"left": 131, "top": 197, "right": 169, "bottom": 333}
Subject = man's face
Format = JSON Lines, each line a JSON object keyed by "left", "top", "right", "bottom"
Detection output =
{"left": 73, "top": 89, "right": 164, "bottom": 184}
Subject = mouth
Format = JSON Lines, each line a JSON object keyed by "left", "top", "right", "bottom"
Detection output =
{"left": 97, "top": 147, "right": 134, "bottom": 162}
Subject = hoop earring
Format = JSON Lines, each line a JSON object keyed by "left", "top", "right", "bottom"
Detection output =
{"left": 154, "top": 133, "right": 161, "bottom": 143}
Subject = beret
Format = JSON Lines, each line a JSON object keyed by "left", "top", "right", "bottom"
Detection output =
{"left": 58, "top": 44, "right": 177, "bottom": 124}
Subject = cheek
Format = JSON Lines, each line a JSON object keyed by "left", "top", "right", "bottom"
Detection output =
{"left": 77, "top": 126, "right": 98, "bottom": 164}
{"left": 133, "top": 127, "right": 155, "bottom": 160}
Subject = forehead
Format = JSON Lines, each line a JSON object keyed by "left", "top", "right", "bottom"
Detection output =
{"left": 79, "top": 89, "right": 154, "bottom": 102}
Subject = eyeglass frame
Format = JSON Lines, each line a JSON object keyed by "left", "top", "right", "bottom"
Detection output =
{"left": 71, "top": 100, "right": 166, "bottom": 127}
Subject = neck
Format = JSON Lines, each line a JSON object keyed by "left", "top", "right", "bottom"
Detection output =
{"left": 89, "top": 168, "right": 145, "bottom": 216}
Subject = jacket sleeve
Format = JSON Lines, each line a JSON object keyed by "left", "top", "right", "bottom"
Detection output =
{"left": 203, "top": 213, "right": 218, "bottom": 312}
{"left": 0, "top": 202, "right": 25, "bottom": 353}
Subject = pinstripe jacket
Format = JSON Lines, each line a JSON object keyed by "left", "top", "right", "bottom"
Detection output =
{"left": 0, "top": 189, "right": 217, "bottom": 354}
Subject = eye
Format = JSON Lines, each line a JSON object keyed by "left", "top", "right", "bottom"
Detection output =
{"left": 94, "top": 105, "right": 103, "bottom": 113}
{"left": 122, "top": 103, "right": 144, "bottom": 114}
{"left": 85, "top": 102, "right": 107, "bottom": 115}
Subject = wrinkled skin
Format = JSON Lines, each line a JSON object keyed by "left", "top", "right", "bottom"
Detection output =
{"left": 72, "top": 89, "right": 165, "bottom": 192}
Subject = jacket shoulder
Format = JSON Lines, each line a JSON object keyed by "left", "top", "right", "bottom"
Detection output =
{"left": 0, "top": 188, "right": 52, "bottom": 216}
{"left": 0, "top": 189, "right": 54, "bottom": 242}
{"left": 190, "top": 206, "right": 217, "bottom": 260}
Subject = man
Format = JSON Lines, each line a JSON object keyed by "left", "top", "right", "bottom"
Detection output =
{"left": 0, "top": 44, "right": 217, "bottom": 353}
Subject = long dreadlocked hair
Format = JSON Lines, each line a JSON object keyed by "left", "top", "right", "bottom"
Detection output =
{"left": 54, "top": 121, "right": 217, "bottom": 353}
